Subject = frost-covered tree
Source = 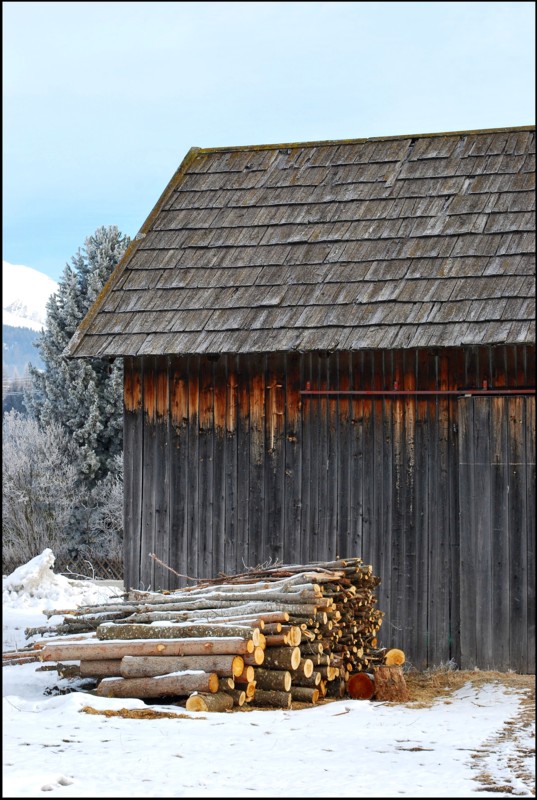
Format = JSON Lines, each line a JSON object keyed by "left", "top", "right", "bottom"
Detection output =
{"left": 25, "top": 225, "right": 130, "bottom": 487}
{"left": 2, "top": 410, "right": 81, "bottom": 563}
{"left": 84, "top": 453, "right": 124, "bottom": 561}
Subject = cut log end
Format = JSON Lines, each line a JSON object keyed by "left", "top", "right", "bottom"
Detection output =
{"left": 384, "top": 648, "right": 405, "bottom": 666}
{"left": 347, "top": 672, "right": 375, "bottom": 700}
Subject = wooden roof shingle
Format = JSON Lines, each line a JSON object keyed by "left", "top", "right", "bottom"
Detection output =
{"left": 66, "top": 126, "right": 536, "bottom": 358}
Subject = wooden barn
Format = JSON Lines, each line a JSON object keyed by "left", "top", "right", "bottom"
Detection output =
{"left": 66, "top": 126, "right": 535, "bottom": 672}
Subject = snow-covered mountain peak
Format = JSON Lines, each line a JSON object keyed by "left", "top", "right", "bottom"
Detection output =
{"left": 2, "top": 261, "right": 58, "bottom": 331}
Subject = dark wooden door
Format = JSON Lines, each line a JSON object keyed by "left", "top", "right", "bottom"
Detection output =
{"left": 458, "top": 395, "right": 535, "bottom": 673}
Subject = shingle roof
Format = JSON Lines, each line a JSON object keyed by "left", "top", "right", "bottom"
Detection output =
{"left": 66, "top": 126, "right": 535, "bottom": 358}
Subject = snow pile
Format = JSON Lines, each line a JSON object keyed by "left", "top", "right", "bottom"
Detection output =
{"left": 2, "top": 548, "right": 123, "bottom": 611}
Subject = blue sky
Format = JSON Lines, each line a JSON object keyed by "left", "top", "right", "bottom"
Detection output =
{"left": 3, "top": 1, "right": 535, "bottom": 282}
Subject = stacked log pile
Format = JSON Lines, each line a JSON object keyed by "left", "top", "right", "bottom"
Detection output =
{"left": 20, "top": 557, "right": 393, "bottom": 710}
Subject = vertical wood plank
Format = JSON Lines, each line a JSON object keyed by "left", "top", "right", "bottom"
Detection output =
{"left": 336, "top": 351, "right": 351, "bottom": 558}
{"left": 169, "top": 356, "right": 190, "bottom": 589}
{"left": 264, "top": 353, "right": 285, "bottom": 565}
{"left": 401, "top": 350, "right": 417, "bottom": 663}
{"left": 314, "top": 354, "right": 328, "bottom": 563}
{"left": 123, "top": 356, "right": 143, "bottom": 592}
{"left": 224, "top": 356, "right": 238, "bottom": 575}
{"left": 525, "top": 396, "right": 536, "bottom": 673}
{"left": 379, "top": 352, "right": 394, "bottom": 653}
{"left": 152, "top": 357, "right": 170, "bottom": 590}
{"left": 433, "top": 355, "right": 453, "bottom": 667}
{"left": 446, "top": 374, "right": 461, "bottom": 668}
{"left": 283, "top": 352, "right": 302, "bottom": 565}
{"left": 490, "top": 396, "right": 510, "bottom": 670}
{"left": 349, "top": 351, "right": 364, "bottom": 558}
{"left": 141, "top": 356, "right": 157, "bottom": 591}
{"left": 300, "top": 353, "right": 313, "bottom": 564}
{"left": 198, "top": 357, "right": 214, "bottom": 579}
{"left": 386, "top": 350, "right": 403, "bottom": 660}
{"left": 236, "top": 355, "right": 250, "bottom": 571}
{"left": 464, "top": 346, "right": 480, "bottom": 388}
{"left": 248, "top": 356, "right": 265, "bottom": 569}
{"left": 492, "top": 345, "right": 507, "bottom": 388}
{"left": 508, "top": 396, "right": 528, "bottom": 672}
{"left": 473, "top": 397, "right": 493, "bottom": 668}
{"left": 213, "top": 356, "right": 227, "bottom": 578}
{"left": 326, "top": 353, "right": 339, "bottom": 561}
{"left": 458, "top": 397, "right": 477, "bottom": 669}
{"left": 414, "top": 349, "right": 431, "bottom": 670}
{"left": 360, "top": 351, "right": 375, "bottom": 572}
{"left": 186, "top": 356, "right": 200, "bottom": 582}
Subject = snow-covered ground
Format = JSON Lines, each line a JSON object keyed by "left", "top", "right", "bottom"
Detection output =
{"left": 3, "top": 552, "right": 535, "bottom": 798}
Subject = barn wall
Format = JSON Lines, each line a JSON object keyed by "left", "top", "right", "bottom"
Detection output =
{"left": 123, "top": 345, "right": 535, "bottom": 672}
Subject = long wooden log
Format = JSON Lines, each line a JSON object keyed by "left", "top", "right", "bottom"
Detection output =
{"left": 300, "top": 642, "right": 324, "bottom": 656}
{"left": 79, "top": 659, "right": 123, "bottom": 678}
{"left": 282, "top": 626, "right": 302, "bottom": 646}
{"left": 121, "top": 610, "right": 285, "bottom": 626}
{"left": 253, "top": 612, "right": 290, "bottom": 624}
{"left": 25, "top": 623, "right": 97, "bottom": 638}
{"left": 253, "top": 689, "right": 292, "bottom": 709}
{"left": 316, "top": 665, "right": 339, "bottom": 681}
{"left": 260, "top": 622, "right": 282, "bottom": 634}
{"left": 57, "top": 663, "right": 81, "bottom": 679}
{"left": 96, "top": 623, "right": 260, "bottom": 645}
{"left": 298, "top": 658, "right": 314, "bottom": 678}
{"left": 261, "top": 646, "right": 301, "bottom": 671}
{"left": 39, "top": 637, "right": 254, "bottom": 662}
{"left": 218, "top": 676, "right": 235, "bottom": 691}
{"left": 119, "top": 654, "right": 244, "bottom": 679}
{"left": 117, "top": 598, "right": 327, "bottom": 615}
{"left": 95, "top": 671, "right": 219, "bottom": 698}
{"left": 133, "top": 575, "right": 326, "bottom": 601}
{"left": 233, "top": 665, "right": 255, "bottom": 684}
{"left": 292, "top": 671, "right": 322, "bottom": 687}
{"left": 186, "top": 692, "right": 233, "bottom": 712}
{"left": 63, "top": 611, "right": 126, "bottom": 623}
{"left": 44, "top": 604, "right": 134, "bottom": 617}
{"left": 291, "top": 686, "right": 319, "bottom": 704}
{"left": 244, "top": 681, "right": 257, "bottom": 699}
{"left": 253, "top": 668, "right": 292, "bottom": 692}
{"left": 135, "top": 571, "right": 326, "bottom": 603}
{"left": 226, "top": 689, "right": 246, "bottom": 707}
{"left": 324, "top": 678, "right": 346, "bottom": 698}
{"left": 120, "top": 610, "right": 265, "bottom": 625}
{"left": 263, "top": 634, "right": 289, "bottom": 647}
{"left": 242, "top": 647, "right": 265, "bottom": 666}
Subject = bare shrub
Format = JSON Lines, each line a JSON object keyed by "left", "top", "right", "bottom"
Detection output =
{"left": 2, "top": 410, "right": 80, "bottom": 563}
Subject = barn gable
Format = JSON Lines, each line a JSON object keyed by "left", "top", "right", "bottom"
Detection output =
{"left": 66, "top": 127, "right": 535, "bottom": 673}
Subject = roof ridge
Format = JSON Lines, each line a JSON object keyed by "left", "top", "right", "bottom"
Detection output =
{"left": 193, "top": 125, "right": 535, "bottom": 155}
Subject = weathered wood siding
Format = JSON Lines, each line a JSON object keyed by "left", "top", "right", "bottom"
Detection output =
{"left": 123, "top": 345, "right": 535, "bottom": 671}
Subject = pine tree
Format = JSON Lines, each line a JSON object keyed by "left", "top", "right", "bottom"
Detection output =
{"left": 25, "top": 225, "right": 130, "bottom": 487}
